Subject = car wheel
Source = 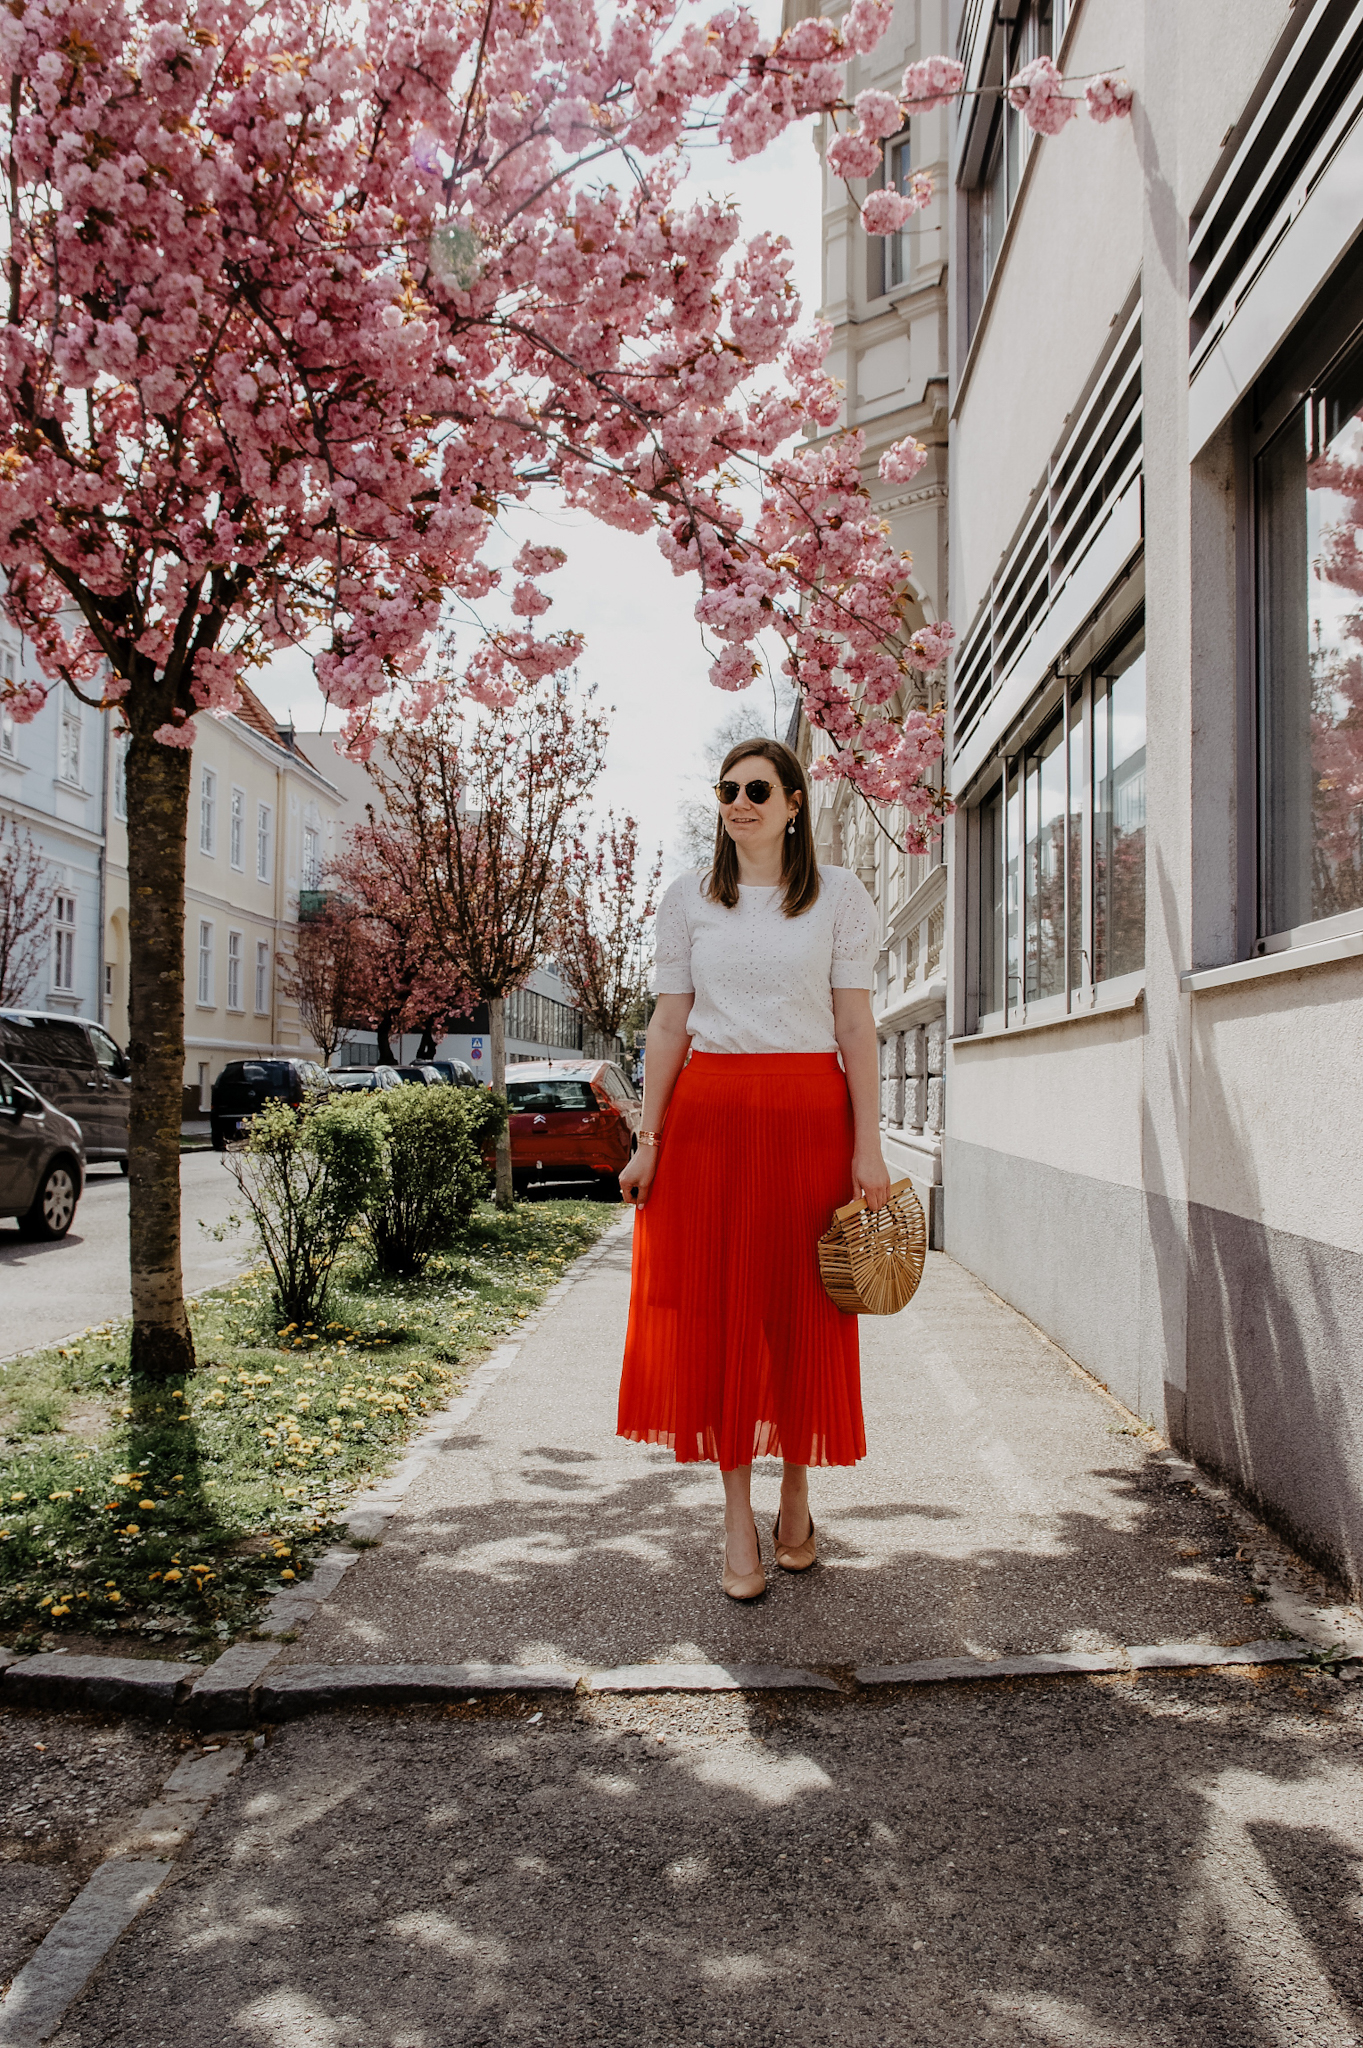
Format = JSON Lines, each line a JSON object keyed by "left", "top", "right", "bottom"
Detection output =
{"left": 211, "top": 1126, "right": 227, "bottom": 1152}
{"left": 19, "top": 1161, "right": 79, "bottom": 1241}
{"left": 594, "top": 1172, "right": 623, "bottom": 1204}
{"left": 119, "top": 1156, "right": 130, "bottom": 1177}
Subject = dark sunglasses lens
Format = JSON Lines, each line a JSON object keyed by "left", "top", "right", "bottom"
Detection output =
{"left": 715, "top": 779, "right": 775, "bottom": 804}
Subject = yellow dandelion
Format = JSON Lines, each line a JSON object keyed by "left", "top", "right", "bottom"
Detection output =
{"left": 50, "top": 1604, "right": 70, "bottom": 1618}
{"left": 138, "top": 1500, "right": 157, "bottom": 1511}
{"left": 107, "top": 1591, "right": 121, "bottom": 1601}
{"left": 162, "top": 1568, "right": 183, "bottom": 1583}
{"left": 279, "top": 1569, "right": 296, "bottom": 1581}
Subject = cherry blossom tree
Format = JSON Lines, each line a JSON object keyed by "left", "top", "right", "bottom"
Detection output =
{"left": 0, "top": 0, "right": 1128, "bottom": 1373}
{"left": 330, "top": 823, "right": 457, "bottom": 1065}
{"left": 0, "top": 811, "right": 54, "bottom": 1004}
{"left": 363, "top": 677, "right": 608, "bottom": 1207}
{"left": 555, "top": 814, "right": 663, "bottom": 1049}
{"left": 277, "top": 901, "right": 362, "bottom": 1070}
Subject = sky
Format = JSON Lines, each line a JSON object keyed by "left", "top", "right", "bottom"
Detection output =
{"left": 250, "top": 30, "right": 825, "bottom": 875}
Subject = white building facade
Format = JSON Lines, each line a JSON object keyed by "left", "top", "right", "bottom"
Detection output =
{"left": 943, "top": 0, "right": 1363, "bottom": 1595}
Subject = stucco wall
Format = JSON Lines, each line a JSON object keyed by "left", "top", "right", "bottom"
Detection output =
{"left": 946, "top": 1009, "right": 1145, "bottom": 1188}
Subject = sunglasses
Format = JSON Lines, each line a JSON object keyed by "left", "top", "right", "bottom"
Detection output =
{"left": 714, "top": 778, "right": 785, "bottom": 806}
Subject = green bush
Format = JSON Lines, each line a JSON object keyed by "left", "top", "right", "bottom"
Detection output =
{"left": 365, "top": 1086, "right": 488, "bottom": 1277}
{"left": 229, "top": 1095, "right": 385, "bottom": 1325}
{"left": 458, "top": 1085, "right": 509, "bottom": 1161}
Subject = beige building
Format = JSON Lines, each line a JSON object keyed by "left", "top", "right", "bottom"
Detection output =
{"left": 102, "top": 687, "right": 346, "bottom": 1113}
{"left": 784, "top": 0, "right": 953, "bottom": 1241}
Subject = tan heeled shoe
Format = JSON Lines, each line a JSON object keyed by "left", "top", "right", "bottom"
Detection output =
{"left": 722, "top": 1517, "right": 766, "bottom": 1601}
{"left": 773, "top": 1508, "right": 817, "bottom": 1572}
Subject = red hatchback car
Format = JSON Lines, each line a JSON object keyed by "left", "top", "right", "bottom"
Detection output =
{"left": 504, "top": 1060, "right": 641, "bottom": 1197}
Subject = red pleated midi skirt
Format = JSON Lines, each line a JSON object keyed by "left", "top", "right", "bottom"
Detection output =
{"left": 617, "top": 1052, "right": 865, "bottom": 1469}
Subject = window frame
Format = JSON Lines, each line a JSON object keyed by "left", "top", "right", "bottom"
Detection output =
{"left": 0, "top": 650, "right": 16, "bottom": 759}
{"left": 112, "top": 732, "right": 128, "bottom": 819}
{"left": 199, "top": 765, "right": 217, "bottom": 856}
{"left": 256, "top": 801, "right": 272, "bottom": 883}
{"left": 57, "top": 693, "right": 82, "bottom": 789}
{"left": 197, "top": 918, "right": 215, "bottom": 1007}
{"left": 254, "top": 938, "right": 270, "bottom": 1015}
{"left": 964, "top": 612, "right": 1146, "bottom": 1036}
{"left": 1249, "top": 297, "right": 1363, "bottom": 956}
{"left": 51, "top": 891, "right": 77, "bottom": 993}
{"left": 226, "top": 928, "right": 244, "bottom": 1012}
{"left": 229, "top": 785, "right": 245, "bottom": 870}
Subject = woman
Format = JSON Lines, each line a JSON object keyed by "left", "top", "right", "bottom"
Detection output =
{"left": 617, "top": 737, "right": 890, "bottom": 1601}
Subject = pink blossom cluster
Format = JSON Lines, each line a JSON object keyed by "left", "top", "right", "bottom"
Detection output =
{"left": 1007, "top": 55, "right": 1077, "bottom": 136}
{"left": 900, "top": 56, "right": 965, "bottom": 114}
{"left": 1085, "top": 73, "right": 1135, "bottom": 123}
{"left": 879, "top": 438, "right": 928, "bottom": 486}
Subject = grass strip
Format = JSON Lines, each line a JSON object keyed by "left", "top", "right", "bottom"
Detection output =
{"left": 0, "top": 1198, "right": 617, "bottom": 1660}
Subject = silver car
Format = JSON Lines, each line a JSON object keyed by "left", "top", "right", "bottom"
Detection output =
{"left": 0, "top": 1057, "right": 85, "bottom": 1239}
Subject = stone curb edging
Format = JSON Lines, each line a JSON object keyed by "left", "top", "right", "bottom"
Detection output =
{"left": 0, "top": 1636, "right": 1324, "bottom": 1724}
{"left": 0, "top": 1745, "right": 247, "bottom": 2046}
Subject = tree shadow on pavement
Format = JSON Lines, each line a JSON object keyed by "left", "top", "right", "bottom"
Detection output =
{"left": 48, "top": 1665, "right": 1363, "bottom": 2048}
{"left": 292, "top": 1447, "right": 1277, "bottom": 1672}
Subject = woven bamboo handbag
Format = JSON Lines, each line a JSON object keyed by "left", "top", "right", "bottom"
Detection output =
{"left": 817, "top": 1177, "right": 927, "bottom": 1315}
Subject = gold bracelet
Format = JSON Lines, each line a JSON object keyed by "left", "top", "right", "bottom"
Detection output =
{"left": 637, "top": 1129, "right": 662, "bottom": 1147}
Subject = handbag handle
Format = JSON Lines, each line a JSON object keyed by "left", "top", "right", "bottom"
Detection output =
{"left": 834, "top": 1177, "right": 916, "bottom": 1226}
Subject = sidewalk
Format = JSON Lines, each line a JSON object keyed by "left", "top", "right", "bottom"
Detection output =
{"left": 275, "top": 1217, "right": 1278, "bottom": 1675}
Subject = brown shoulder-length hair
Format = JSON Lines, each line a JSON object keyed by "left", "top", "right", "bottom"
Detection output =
{"left": 705, "top": 737, "right": 820, "bottom": 918}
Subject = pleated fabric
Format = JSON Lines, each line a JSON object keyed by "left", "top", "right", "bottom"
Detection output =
{"left": 617, "top": 1052, "right": 865, "bottom": 1470}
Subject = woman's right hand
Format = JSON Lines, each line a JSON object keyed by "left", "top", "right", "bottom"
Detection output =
{"left": 620, "top": 1143, "right": 658, "bottom": 1208}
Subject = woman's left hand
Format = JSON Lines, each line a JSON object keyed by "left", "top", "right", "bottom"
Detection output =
{"left": 851, "top": 1145, "right": 892, "bottom": 1212}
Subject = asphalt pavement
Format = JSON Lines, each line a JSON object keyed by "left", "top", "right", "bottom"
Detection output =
{"left": 41, "top": 1668, "right": 1363, "bottom": 2048}
{"left": 0, "top": 1151, "right": 252, "bottom": 1355}
{"left": 274, "top": 1225, "right": 1288, "bottom": 1674}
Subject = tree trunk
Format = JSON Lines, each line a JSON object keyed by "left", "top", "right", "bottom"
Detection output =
{"left": 125, "top": 735, "right": 196, "bottom": 1381}
{"left": 415, "top": 1020, "right": 437, "bottom": 1060}
{"left": 489, "top": 992, "right": 513, "bottom": 1210}
{"left": 376, "top": 1015, "right": 396, "bottom": 1065}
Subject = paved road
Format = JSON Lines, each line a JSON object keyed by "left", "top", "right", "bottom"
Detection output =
{"left": 42, "top": 1667, "right": 1363, "bottom": 2048}
{"left": 0, "top": 1151, "right": 254, "bottom": 1354}
{"left": 276, "top": 1227, "right": 1290, "bottom": 1673}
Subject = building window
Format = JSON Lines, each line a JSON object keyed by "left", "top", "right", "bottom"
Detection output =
{"left": 1, "top": 651, "right": 15, "bottom": 758}
{"left": 1256, "top": 319, "right": 1363, "bottom": 942}
{"left": 51, "top": 892, "right": 76, "bottom": 991}
{"left": 963, "top": 0, "right": 1057, "bottom": 345}
{"left": 197, "top": 919, "right": 214, "bottom": 1006}
{"left": 972, "top": 618, "right": 1145, "bottom": 1027}
{"left": 113, "top": 733, "right": 128, "bottom": 819}
{"left": 256, "top": 802, "right": 272, "bottom": 882}
{"left": 302, "top": 823, "right": 320, "bottom": 888}
{"left": 229, "top": 786, "right": 245, "bottom": 870}
{"left": 199, "top": 767, "right": 216, "bottom": 855}
{"left": 104, "top": 961, "right": 114, "bottom": 1007}
{"left": 58, "top": 694, "right": 82, "bottom": 787}
{"left": 226, "top": 930, "right": 243, "bottom": 1011}
{"left": 255, "top": 939, "right": 270, "bottom": 1014}
{"left": 871, "top": 134, "right": 916, "bottom": 297}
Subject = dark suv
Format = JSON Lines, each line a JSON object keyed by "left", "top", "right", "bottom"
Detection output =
{"left": 0, "top": 1056, "right": 85, "bottom": 1238}
{"left": 0, "top": 1010, "right": 129, "bottom": 1170}
{"left": 210, "top": 1059, "right": 330, "bottom": 1149}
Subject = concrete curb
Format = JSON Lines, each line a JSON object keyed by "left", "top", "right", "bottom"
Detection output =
{"left": 259, "top": 1662, "right": 580, "bottom": 1716}
{"left": 0, "top": 1745, "right": 246, "bottom": 2046}
{"left": 855, "top": 1638, "right": 1312, "bottom": 1688}
{"left": 584, "top": 1663, "right": 840, "bottom": 1693}
{"left": 4, "top": 1653, "right": 199, "bottom": 1717}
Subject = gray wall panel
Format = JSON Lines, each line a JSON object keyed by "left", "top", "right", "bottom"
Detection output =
{"left": 1187, "top": 1205, "right": 1363, "bottom": 1595}
{"left": 943, "top": 1137, "right": 1146, "bottom": 1416}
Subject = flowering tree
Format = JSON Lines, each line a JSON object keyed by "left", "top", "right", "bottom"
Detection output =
{"left": 555, "top": 815, "right": 664, "bottom": 1049}
{"left": 364, "top": 678, "right": 608, "bottom": 1206}
{"left": 0, "top": 811, "right": 54, "bottom": 1004}
{"left": 0, "top": 0, "right": 1127, "bottom": 1373}
{"left": 329, "top": 823, "right": 456, "bottom": 1065}
{"left": 276, "top": 903, "right": 362, "bottom": 1070}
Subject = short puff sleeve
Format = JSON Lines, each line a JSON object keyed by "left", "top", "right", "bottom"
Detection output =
{"left": 829, "top": 872, "right": 879, "bottom": 988}
{"left": 651, "top": 875, "right": 695, "bottom": 995}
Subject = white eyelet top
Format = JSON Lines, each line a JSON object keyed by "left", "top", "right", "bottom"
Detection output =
{"left": 651, "top": 866, "right": 879, "bottom": 1055}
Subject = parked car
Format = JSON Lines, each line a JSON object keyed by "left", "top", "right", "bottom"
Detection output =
{"left": 0, "top": 1056, "right": 85, "bottom": 1239}
{"left": 210, "top": 1058, "right": 331, "bottom": 1149}
{"left": 395, "top": 1064, "right": 448, "bottom": 1086}
{"left": 503, "top": 1059, "right": 641, "bottom": 1197}
{"left": 427, "top": 1058, "right": 480, "bottom": 1088}
{"left": 327, "top": 1066, "right": 402, "bottom": 1092}
{"left": 0, "top": 1009, "right": 129, "bottom": 1171}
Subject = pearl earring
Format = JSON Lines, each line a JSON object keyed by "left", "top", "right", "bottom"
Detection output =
{"left": 786, "top": 819, "right": 796, "bottom": 836}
